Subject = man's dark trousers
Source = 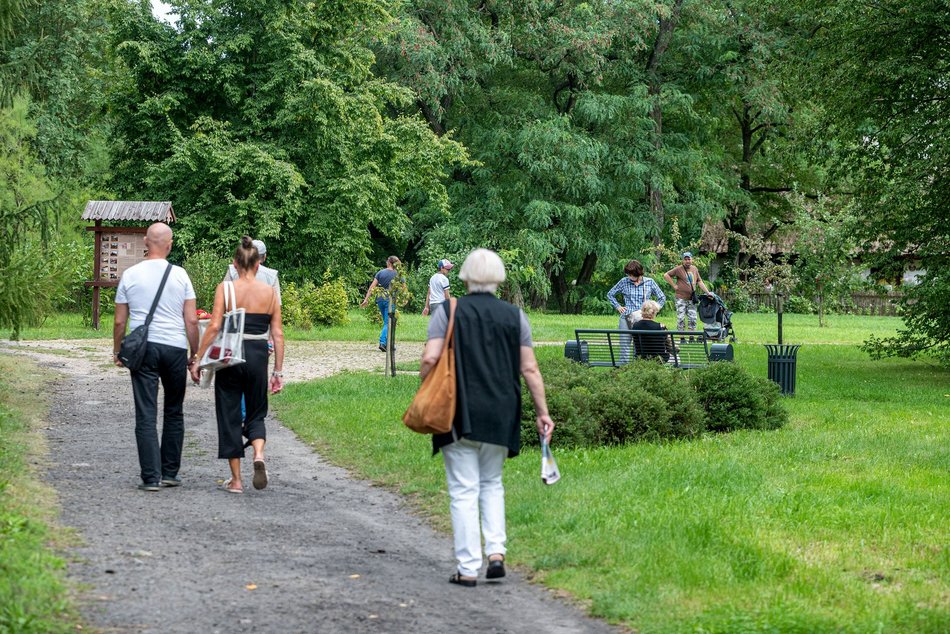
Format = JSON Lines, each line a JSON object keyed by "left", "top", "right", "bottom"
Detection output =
{"left": 130, "top": 342, "right": 187, "bottom": 484}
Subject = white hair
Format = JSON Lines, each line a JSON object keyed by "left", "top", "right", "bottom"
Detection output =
{"left": 459, "top": 248, "right": 506, "bottom": 293}
{"left": 641, "top": 300, "right": 660, "bottom": 319}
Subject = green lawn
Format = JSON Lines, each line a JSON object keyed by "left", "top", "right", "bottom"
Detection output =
{"left": 0, "top": 356, "right": 76, "bottom": 632}
{"left": 8, "top": 310, "right": 947, "bottom": 631}
{"left": 14, "top": 309, "right": 905, "bottom": 347}
{"left": 276, "top": 330, "right": 949, "bottom": 633}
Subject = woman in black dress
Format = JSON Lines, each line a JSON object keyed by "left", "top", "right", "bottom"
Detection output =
{"left": 191, "top": 237, "right": 285, "bottom": 493}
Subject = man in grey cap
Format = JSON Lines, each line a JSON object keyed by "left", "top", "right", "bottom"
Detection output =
{"left": 225, "top": 238, "right": 281, "bottom": 304}
{"left": 422, "top": 259, "right": 453, "bottom": 316}
{"left": 664, "top": 251, "right": 712, "bottom": 332}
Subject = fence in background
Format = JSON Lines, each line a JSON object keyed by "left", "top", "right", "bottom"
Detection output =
{"left": 722, "top": 291, "right": 903, "bottom": 316}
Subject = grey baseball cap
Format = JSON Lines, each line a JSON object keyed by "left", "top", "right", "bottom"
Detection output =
{"left": 252, "top": 239, "right": 267, "bottom": 256}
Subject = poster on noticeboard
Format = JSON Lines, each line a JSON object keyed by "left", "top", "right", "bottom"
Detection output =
{"left": 99, "top": 232, "right": 149, "bottom": 281}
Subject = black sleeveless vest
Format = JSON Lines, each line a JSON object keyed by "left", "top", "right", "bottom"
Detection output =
{"left": 432, "top": 293, "right": 523, "bottom": 458}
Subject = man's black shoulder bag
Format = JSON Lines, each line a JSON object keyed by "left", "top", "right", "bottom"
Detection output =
{"left": 118, "top": 263, "right": 173, "bottom": 371}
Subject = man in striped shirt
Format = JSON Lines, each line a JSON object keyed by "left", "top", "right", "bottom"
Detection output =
{"left": 606, "top": 259, "right": 666, "bottom": 363}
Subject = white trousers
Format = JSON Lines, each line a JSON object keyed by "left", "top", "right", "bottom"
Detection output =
{"left": 442, "top": 437, "right": 508, "bottom": 577}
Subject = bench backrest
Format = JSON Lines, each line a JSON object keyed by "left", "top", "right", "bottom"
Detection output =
{"left": 572, "top": 328, "right": 710, "bottom": 369}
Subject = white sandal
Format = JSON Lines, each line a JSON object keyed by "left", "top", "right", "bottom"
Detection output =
{"left": 221, "top": 477, "right": 243, "bottom": 494}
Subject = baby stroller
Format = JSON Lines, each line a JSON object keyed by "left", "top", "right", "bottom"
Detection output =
{"left": 698, "top": 293, "right": 735, "bottom": 342}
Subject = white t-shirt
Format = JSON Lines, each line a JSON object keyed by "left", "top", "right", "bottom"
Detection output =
{"left": 226, "top": 263, "right": 282, "bottom": 304}
{"left": 116, "top": 259, "right": 196, "bottom": 349}
{"left": 428, "top": 272, "right": 450, "bottom": 306}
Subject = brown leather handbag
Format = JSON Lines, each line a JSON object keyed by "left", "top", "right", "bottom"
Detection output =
{"left": 403, "top": 298, "right": 457, "bottom": 434}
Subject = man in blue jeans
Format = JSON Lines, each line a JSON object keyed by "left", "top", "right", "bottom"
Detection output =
{"left": 360, "top": 255, "right": 401, "bottom": 351}
{"left": 113, "top": 223, "right": 200, "bottom": 491}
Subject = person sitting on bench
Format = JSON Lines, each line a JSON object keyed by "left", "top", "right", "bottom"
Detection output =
{"left": 629, "top": 300, "right": 673, "bottom": 362}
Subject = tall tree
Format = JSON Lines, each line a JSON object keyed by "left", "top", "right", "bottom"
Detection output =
{"left": 790, "top": 0, "right": 950, "bottom": 363}
{"left": 106, "top": 0, "right": 467, "bottom": 284}
{"left": 0, "top": 0, "right": 108, "bottom": 336}
{"left": 381, "top": 0, "right": 729, "bottom": 311}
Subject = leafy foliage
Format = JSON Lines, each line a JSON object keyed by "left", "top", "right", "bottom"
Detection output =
{"left": 381, "top": 1, "right": 734, "bottom": 311}
{"left": 689, "top": 361, "right": 788, "bottom": 432}
{"left": 106, "top": 0, "right": 467, "bottom": 287}
{"left": 281, "top": 277, "right": 350, "bottom": 330}
{"left": 0, "top": 98, "right": 84, "bottom": 338}
{"left": 789, "top": 0, "right": 950, "bottom": 363}
{"left": 182, "top": 249, "right": 230, "bottom": 312}
{"left": 521, "top": 356, "right": 786, "bottom": 448}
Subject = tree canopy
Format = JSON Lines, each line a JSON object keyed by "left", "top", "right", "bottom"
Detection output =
{"left": 4, "top": 0, "right": 948, "bottom": 360}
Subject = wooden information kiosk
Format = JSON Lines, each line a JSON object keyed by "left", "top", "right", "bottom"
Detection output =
{"left": 83, "top": 201, "right": 175, "bottom": 329}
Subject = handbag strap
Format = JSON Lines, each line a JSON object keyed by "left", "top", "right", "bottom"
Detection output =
{"left": 222, "top": 280, "right": 236, "bottom": 312}
{"left": 443, "top": 298, "right": 457, "bottom": 347}
{"left": 144, "top": 263, "right": 174, "bottom": 328}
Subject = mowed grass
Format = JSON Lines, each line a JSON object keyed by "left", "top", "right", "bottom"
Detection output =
{"left": 276, "top": 335, "right": 949, "bottom": 632}
{"left": 0, "top": 355, "right": 77, "bottom": 632}
{"left": 15, "top": 309, "right": 904, "bottom": 346}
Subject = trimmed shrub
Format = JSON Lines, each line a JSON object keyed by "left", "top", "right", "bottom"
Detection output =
{"left": 689, "top": 361, "right": 788, "bottom": 432}
{"left": 522, "top": 356, "right": 787, "bottom": 449}
{"left": 521, "top": 357, "right": 705, "bottom": 448}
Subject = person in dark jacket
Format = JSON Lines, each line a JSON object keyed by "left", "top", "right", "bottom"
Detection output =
{"left": 628, "top": 300, "right": 673, "bottom": 362}
{"left": 420, "top": 248, "right": 555, "bottom": 588}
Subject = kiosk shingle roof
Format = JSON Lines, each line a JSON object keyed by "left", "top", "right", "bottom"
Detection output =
{"left": 82, "top": 201, "right": 175, "bottom": 223}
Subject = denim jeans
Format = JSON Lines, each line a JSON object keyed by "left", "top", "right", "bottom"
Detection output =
{"left": 376, "top": 297, "right": 390, "bottom": 346}
{"left": 130, "top": 342, "right": 187, "bottom": 484}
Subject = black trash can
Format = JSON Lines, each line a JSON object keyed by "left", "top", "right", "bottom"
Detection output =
{"left": 563, "top": 340, "right": 589, "bottom": 363}
{"left": 764, "top": 344, "right": 801, "bottom": 396}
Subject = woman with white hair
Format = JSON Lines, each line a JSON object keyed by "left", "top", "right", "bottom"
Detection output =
{"left": 420, "top": 248, "right": 555, "bottom": 588}
{"left": 629, "top": 299, "right": 673, "bottom": 362}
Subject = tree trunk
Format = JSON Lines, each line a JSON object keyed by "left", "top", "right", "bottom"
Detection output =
{"left": 571, "top": 252, "right": 599, "bottom": 313}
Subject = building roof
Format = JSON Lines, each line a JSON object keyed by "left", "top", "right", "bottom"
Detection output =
{"left": 701, "top": 220, "right": 796, "bottom": 255}
{"left": 82, "top": 201, "right": 175, "bottom": 223}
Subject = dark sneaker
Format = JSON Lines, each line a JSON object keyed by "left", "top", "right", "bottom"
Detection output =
{"left": 138, "top": 481, "right": 161, "bottom": 492}
{"left": 160, "top": 476, "right": 182, "bottom": 487}
{"left": 378, "top": 343, "right": 387, "bottom": 352}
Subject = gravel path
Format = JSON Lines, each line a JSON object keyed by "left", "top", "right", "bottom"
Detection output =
{"left": 0, "top": 339, "right": 617, "bottom": 634}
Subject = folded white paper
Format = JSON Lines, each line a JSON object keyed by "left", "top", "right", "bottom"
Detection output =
{"left": 540, "top": 436, "right": 561, "bottom": 485}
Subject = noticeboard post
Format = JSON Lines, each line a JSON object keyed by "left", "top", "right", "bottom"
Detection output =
{"left": 85, "top": 224, "right": 150, "bottom": 329}
{"left": 81, "top": 201, "right": 175, "bottom": 330}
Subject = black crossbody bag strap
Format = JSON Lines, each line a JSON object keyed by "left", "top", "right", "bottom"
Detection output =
{"left": 144, "top": 263, "right": 174, "bottom": 328}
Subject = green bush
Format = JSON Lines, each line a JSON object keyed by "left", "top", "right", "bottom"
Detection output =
{"left": 50, "top": 239, "right": 92, "bottom": 313}
{"left": 785, "top": 295, "right": 817, "bottom": 314}
{"left": 281, "top": 281, "right": 312, "bottom": 329}
{"left": 282, "top": 277, "right": 350, "bottom": 329}
{"left": 521, "top": 357, "right": 705, "bottom": 448}
{"left": 183, "top": 249, "right": 230, "bottom": 312}
{"left": 689, "top": 361, "right": 788, "bottom": 432}
{"left": 305, "top": 276, "right": 349, "bottom": 326}
{"left": 0, "top": 239, "right": 78, "bottom": 339}
{"left": 522, "top": 356, "right": 787, "bottom": 448}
